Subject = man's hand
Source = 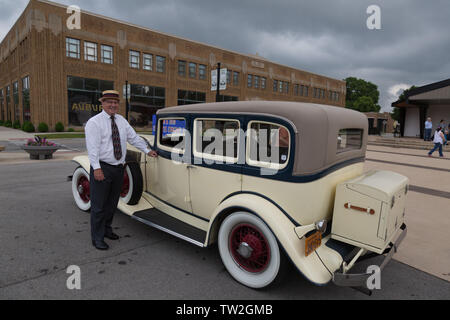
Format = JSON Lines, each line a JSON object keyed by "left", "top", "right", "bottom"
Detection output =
{"left": 94, "top": 168, "right": 105, "bottom": 181}
{"left": 148, "top": 150, "right": 158, "bottom": 158}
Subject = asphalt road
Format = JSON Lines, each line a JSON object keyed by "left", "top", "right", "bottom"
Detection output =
{"left": 0, "top": 160, "right": 449, "bottom": 301}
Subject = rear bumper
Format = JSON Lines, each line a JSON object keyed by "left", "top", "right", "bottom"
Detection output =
{"left": 332, "top": 223, "right": 407, "bottom": 289}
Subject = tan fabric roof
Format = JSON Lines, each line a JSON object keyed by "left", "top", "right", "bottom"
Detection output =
{"left": 158, "top": 101, "right": 368, "bottom": 175}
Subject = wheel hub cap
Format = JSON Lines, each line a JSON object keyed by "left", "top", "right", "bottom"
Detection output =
{"left": 229, "top": 224, "right": 271, "bottom": 273}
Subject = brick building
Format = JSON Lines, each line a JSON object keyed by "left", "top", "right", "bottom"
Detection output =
{"left": 0, "top": 0, "right": 346, "bottom": 130}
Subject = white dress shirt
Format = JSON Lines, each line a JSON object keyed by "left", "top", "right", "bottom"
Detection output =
{"left": 85, "top": 111, "right": 151, "bottom": 170}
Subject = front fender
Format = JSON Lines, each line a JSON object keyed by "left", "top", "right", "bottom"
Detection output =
{"left": 207, "top": 193, "right": 333, "bottom": 286}
{"left": 72, "top": 155, "right": 90, "bottom": 172}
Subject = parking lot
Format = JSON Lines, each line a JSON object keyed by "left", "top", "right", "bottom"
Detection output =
{"left": 0, "top": 137, "right": 449, "bottom": 300}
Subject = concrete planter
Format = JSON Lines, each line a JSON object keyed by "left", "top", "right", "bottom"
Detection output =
{"left": 22, "top": 145, "right": 59, "bottom": 160}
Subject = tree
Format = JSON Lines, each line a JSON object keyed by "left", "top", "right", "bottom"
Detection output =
{"left": 391, "top": 85, "right": 417, "bottom": 121}
{"left": 344, "top": 77, "right": 380, "bottom": 112}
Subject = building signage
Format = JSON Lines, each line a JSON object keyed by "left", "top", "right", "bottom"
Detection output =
{"left": 211, "top": 69, "right": 227, "bottom": 91}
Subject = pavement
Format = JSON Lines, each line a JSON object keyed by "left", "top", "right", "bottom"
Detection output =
{"left": 1, "top": 126, "right": 449, "bottom": 283}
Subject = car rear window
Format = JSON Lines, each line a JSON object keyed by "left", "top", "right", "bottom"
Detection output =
{"left": 337, "top": 129, "right": 363, "bottom": 153}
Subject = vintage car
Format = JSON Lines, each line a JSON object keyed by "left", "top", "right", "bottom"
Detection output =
{"left": 70, "top": 101, "right": 408, "bottom": 293}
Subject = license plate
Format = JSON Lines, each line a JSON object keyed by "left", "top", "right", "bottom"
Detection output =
{"left": 305, "top": 231, "right": 322, "bottom": 256}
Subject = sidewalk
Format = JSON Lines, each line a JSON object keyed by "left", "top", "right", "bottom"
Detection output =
{"left": 0, "top": 126, "right": 86, "bottom": 164}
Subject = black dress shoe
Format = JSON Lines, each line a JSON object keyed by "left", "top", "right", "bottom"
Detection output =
{"left": 92, "top": 240, "right": 109, "bottom": 250}
{"left": 104, "top": 232, "right": 119, "bottom": 240}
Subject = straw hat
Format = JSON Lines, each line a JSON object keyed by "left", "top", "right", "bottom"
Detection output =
{"left": 99, "top": 90, "right": 120, "bottom": 102}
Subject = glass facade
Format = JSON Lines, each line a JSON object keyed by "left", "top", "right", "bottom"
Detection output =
{"left": 67, "top": 76, "right": 114, "bottom": 126}
{"left": 6, "top": 86, "right": 10, "bottom": 121}
{"left": 13, "top": 81, "right": 19, "bottom": 122}
{"left": 129, "top": 84, "right": 165, "bottom": 129}
{"left": 0, "top": 89, "right": 4, "bottom": 121}
{"left": 177, "top": 90, "right": 206, "bottom": 105}
{"left": 22, "top": 76, "right": 30, "bottom": 122}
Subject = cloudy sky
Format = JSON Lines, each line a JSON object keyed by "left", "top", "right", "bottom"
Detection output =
{"left": 1, "top": 0, "right": 449, "bottom": 112}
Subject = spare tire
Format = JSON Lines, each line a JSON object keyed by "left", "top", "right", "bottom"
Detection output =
{"left": 120, "top": 162, "right": 143, "bottom": 205}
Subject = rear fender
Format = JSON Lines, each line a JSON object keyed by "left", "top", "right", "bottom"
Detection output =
{"left": 207, "top": 193, "right": 333, "bottom": 285}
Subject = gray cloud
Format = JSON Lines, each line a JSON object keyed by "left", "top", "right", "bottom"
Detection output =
{"left": 1, "top": 0, "right": 449, "bottom": 111}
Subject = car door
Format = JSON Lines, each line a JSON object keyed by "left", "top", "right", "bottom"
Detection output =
{"left": 188, "top": 117, "right": 243, "bottom": 220}
{"left": 146, "top": 116, "right": 192, "bottom": 213}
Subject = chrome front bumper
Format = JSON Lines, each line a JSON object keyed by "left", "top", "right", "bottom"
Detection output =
{"left": 332, "top": 223, "right": 407, "bottom": 293}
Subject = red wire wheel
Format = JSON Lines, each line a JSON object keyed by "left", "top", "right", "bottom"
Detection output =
{"left": 120, "top": 168, "right": 130, "bottom": 198}
{"left": 229, "top": 223, "right": 271, "bottom": 273}
{"left": 77, "top": 175, "right": 90, "bottom": 203}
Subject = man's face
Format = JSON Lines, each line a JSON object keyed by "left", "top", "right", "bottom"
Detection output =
{"left": 102, "top": 99, "right": 120, "bottom": 116}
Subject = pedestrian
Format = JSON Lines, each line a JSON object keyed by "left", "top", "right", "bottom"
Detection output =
{"left": 427, "top": 127, "right": 445, "bottom": 158}
{"left": 445, "top": 124, "right": 450, "bottom": 145}
{"left": 85, "top": 90, "right": 158, "bottom": 250}
{"left": 424, "top": 117, "right": 432, "bottom": 141}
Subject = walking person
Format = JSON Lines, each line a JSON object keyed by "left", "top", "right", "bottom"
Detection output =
{"left": 85, "top": 90, "right": 158, "bottom": 250}
{"left": 424, "top": 117, "right": 432, "bottom": 141}
{"left": 427, "top": 127, "right": 445, "bottom": 158}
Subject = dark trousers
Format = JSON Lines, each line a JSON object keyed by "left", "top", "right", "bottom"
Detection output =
{"left": 90, "top": 162, "right": 124, "bottom": 242}
{"left": 424, "top": 129, "right": 432, "bottom": 141}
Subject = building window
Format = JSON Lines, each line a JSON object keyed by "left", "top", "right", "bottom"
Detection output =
{"left": 177, "top": 90, "right": 206, "bottom": 105}
{"left": 254, "top": 75, "right": 260, "bottom": 89}
{"left": 178, "top": 60, "right": 186, "bottom": 76}
{"left": 6, "top": 86, "right": 10, "bottom": 121}
{"left": 233, "top": 71, "right": 239, "bottom": 86}
{"left": 67, "top": 76, "right": 114, "bottom": 126}
{"left": 0, "top": 88, "right": 4, "bottom": 121}
{"left": 66, "top": 37, "right": 80, "bottom": 59}
{"left": 294, "top": 84, "right": 299, "bottom": 96}
{"left": 22, "top": 76, "right": 30, "bottom": 122}
{"left": 261, "top": 77, "right": 266, "bottom": 90}
{"left": 227, "top": 70, "right": 231, "bottom": 85}
{"left": 301, "top": 85, "right": 309, "bottom": 97}
{"left": 129, "top": 50, "right": 140, "bottom": 69}
{"left": 84, "top": 41, "right": 97, "bottom": 62}
{"left": 199, "top": 64, "right": 207, "bottom": 80}
{"left": 143, "top": 53, "right": 153, "bottom": 71}
{"left": 284, "top": 82, "right": 289, "bottom": 94}
{"left": 156, "top": 56, "right": 166, "bottom": 73}
{"left": 13, "top": 81, "right": 19, "bottom": 122}
{"left": 279, "top": 81, "right": 283, "bottom": 93}
{"left": 273, "top": 80, "right": 278, "bottom": 92}
{"left": 189, "top": 62, "right": 197, "bottom": 78}
{"left": 101, "top": 45, "right": 113, "bottom": 64}
{"left": 247, "top": 74, "right": 252, "bottom": 88}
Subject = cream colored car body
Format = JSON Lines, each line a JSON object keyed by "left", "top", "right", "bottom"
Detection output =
{"left": 72, "top": 101, "right": 408, "bottom": 288}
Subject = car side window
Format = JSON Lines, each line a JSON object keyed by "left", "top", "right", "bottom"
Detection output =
{"left": 193, "top": 118, "right": 240, "bottom": 162}
{"left": 158, "top": 118, "right": 186, "bottom": 153}
{"left": 247, "top": 121, "right": 290, "bottom": 169}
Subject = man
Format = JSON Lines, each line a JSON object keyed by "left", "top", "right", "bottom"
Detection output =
{"left": 85, "top": 90, "right": 157, "bottom": 250}
{"left": 424, "top": 117, "right": 433, "bottom": 141}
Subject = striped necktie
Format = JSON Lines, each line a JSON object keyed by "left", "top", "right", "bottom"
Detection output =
{"left": 111, "top": 115, "right": 122, "bottom": 160}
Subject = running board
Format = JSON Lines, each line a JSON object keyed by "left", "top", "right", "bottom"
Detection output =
{"left": 132, "top": 208, "right": 207, "bottom": 247}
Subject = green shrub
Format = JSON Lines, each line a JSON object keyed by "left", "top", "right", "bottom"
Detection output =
{"left": 4, "top": 120, "right": 12, "bottom": 128}
{"left": 22, "top": 121, "right": 35, "bottom": 133}
{"left": 55, "top": 122, "right": 64, "bottom": 132}
{"left": 13, "top": 120, "right": 21, "bottom": 129}
{"left": 68, "top": 127, "right": 75, "bottom": 132}
{"left": 0, "top": 120, "right": 4, "bottom": 126}
{"left": 38, "top": 122, "right": 49, "bottom": 133}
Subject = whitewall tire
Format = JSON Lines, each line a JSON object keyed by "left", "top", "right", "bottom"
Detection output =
{"left": 120, "top": 162, "right": 143, "bottom": 206}
{"left": 218, "top": 212, "right": 283, "bottom": 289}
{"left": 72, "top": 167, "right": 91, "bottom": 211}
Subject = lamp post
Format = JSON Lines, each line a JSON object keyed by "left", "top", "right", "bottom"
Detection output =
{"left": 125, "top": 80, "right": 129, "bottom": 121}
{"left": 216, "top": 62, "right": 221, "bottom": 102}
